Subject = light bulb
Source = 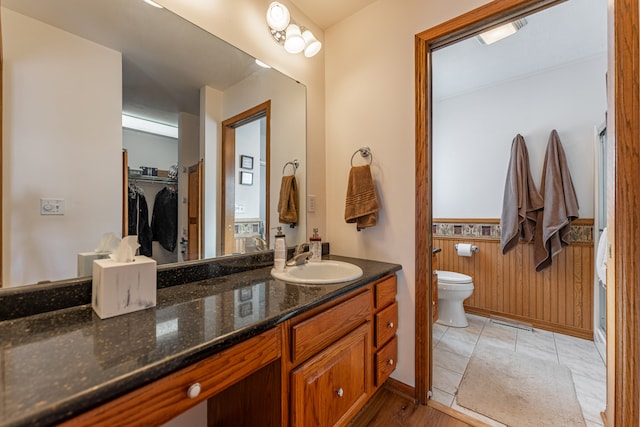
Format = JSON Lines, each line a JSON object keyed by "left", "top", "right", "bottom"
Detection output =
{"left": 302, "top": 30, "right": 322, "bottom": 57}
{"left": 266, "top": 2, "right": 290, "bottom": 31}
{"left": 284, "top": 24, "right": 305, "bottom": 54}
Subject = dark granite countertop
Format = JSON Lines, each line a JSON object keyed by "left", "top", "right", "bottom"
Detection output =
{"left": 0, "top": 255, "right": 401, "bottom": 427}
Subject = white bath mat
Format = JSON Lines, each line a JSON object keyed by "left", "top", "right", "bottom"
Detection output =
{"left": 456, "top": 344, "right": 586, "bottom": 427}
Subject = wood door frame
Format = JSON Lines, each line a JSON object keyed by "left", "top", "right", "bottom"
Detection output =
{"left": 414, "top": 0, "right": 640, "bottom": 424}
{"left": 221, "top": 101, "right": 271, "bottom": 255}
{"left": 1, "top": 7, "right": 4, "bottom": 288}
{"left": 186, "top": 160, "right": 203, "bottom": 261}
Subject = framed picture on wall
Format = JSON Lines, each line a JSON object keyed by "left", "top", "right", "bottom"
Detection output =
{"left": 240, "top": 171, "right": 253, "bottom": 185}
{"left": 240, "top": 155, "right": 254, "bottom": 169}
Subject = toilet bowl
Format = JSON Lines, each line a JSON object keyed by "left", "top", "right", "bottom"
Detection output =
{"left": 436, "top": 270, "right": 474, "bottom": 327}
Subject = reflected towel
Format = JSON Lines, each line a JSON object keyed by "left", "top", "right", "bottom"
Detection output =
{"left": 500, "top": 134, "right": 544, "bottom": 254}
{"left": 345, "top": 165, "right": 380, "bottom": 231}
{"left": 278, "top": 175, "right": 298, "bottom": 226}
{"left": 534, "top": 130, "right": 580, "bottom": 272}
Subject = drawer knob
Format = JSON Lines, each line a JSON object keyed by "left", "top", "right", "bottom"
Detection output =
{"left": 388, "top": 359, "right": 395, "bottom": 366}
{"left": 387, "top": 321, "right": 394, "bottom": 329}
{"left": 187, "top": 382, "right": 202, "bottom": 399}
{"left": 337, "top": 388, "right": 344, "bottom": 397}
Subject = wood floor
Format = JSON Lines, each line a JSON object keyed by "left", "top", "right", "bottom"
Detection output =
{"left": 348, "top": 387, "right": 473, "bottom": 427}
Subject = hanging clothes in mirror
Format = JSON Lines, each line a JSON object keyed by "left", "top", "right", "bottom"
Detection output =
{"left": 128, "top": 183, "right": 153, "bottom": 256}
{"left": 151, "top": 185, "right": 178, "bottom": 252}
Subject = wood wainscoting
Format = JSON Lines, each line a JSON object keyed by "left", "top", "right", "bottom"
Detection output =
{"left": 433, "top": 219, "right": 594, "bottom": 340}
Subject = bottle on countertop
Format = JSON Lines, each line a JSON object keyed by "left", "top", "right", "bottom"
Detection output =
{"left": 274, "top": 227, "right": 286, "bottom": 272}
{"left": 309, "top": 228, "right": 322, "bottom": 263}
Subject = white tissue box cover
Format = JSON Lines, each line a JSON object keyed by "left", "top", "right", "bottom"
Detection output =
{"left": 92, "top": 255, "right": 157, "bottom": 319}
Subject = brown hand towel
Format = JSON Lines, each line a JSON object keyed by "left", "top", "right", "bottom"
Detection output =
{"left": 534, "top": 130, "right": 579, "bottom": 272}
{"left": 278, "top": 175, "right": 298, "bottom": 226}
{"left": 345, "top": 165, "right": 380, "bottom": 231}
{"left": 500, "top": 134, "right": 544, "bottom": 254}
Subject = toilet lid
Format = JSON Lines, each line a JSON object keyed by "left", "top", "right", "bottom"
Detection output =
{"left": 436, "top": 270, "right": 472, "bottom": 284}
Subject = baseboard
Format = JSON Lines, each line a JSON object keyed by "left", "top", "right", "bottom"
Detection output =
{"left": 383, "top": 377, "right": 415, "bottom": 401}
{"left": 464, "top": 306, "right": 593, "bottom": 340}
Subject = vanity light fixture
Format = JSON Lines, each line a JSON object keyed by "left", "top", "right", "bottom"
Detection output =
{"left": 142, "top": 0, "right": 164, "bottom": 8}
{"left": 266, "top": 2, "right": 321, "bottom": 58}
{"left": 477, "top": 18, "right": 527, "bottom": 45}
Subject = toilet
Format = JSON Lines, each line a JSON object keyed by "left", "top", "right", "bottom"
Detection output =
{"left": 436, "top": 270, "right": 474, "bottom": 327}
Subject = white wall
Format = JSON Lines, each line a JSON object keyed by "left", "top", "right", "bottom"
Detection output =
{"left": 200, "top": 86, "right": 223, "bottom": 259}
{"left": 433, "top": 55, "right": 606, "bottom": 219}
{"left": 123, "top": 129, "right": 178, "bottom": 172}
{"left": 2, "top": 9, "right": 122, "bottom": 286}
{"left": 324, "top": 0, "right": 493, "bottom": 387}
{"left": 235, "top": 119, "right": 262, "bottom": 219}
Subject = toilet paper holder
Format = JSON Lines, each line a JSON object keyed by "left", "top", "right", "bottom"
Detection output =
{"left": 454, "top": 243, "right": 479, "bottom": 253}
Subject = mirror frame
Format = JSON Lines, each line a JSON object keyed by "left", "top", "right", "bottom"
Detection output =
{"left": 415, "top": 0, "right": 640, "bottom": 425}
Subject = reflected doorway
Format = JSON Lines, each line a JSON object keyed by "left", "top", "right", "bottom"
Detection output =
{"left": 221, "top": 101, "right": 271, "bottom": 255}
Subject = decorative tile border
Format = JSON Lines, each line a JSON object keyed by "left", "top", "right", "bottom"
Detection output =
{"left": 433, "top": 220, "right": 593, "bottom": 244}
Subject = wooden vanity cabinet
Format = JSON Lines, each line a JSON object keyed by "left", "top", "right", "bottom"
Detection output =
{"left": 62, "top": 273, "right": 398, "bottom": 427}
{"left": 285, "top": 289, "right": 373, "bottom": 427}
{"left": 61, "top": 327, "right": 281, "bottom": 427}
{"left": 285, "top": 274, "right": 398, "bottom": 427}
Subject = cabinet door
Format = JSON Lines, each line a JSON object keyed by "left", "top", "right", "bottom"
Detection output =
{"left": 290, "top": 322, "right": 371, "bottom": 427}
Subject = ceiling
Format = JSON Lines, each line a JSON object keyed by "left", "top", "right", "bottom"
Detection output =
{"left": 432, "top": 0, "right": 607, "bottom": 100}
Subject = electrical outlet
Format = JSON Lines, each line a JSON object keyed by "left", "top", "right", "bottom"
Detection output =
{"left": 40, "top": 198, "right": 65, "bottom": 215}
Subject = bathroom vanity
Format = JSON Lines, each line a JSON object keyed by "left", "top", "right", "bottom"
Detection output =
{"left": 0, "top": 255, "right": 400, "bottom": 426}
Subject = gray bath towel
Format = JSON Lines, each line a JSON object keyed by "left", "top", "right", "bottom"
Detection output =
{"left": 534, "top": 130, "right": 579, "bottom": 272}
{"left": 500, "top": 134, "right": 544, "bottom": 254}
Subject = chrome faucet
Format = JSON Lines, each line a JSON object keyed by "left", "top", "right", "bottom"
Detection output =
{"left": 287, "top": 243, "right": 312, "bottom": 266}
{"left": 254, "top": 236, "right": 268, "bottom": 251}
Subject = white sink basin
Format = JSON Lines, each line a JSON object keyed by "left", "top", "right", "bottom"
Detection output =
{"left": 271, "top": 260, "right": 364, "bottom": 284}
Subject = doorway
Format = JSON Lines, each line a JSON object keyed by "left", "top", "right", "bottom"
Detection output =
{"left": 415, "top": 0, "right": 640, "bottom": 425}
{"left": 221, "top": 101, "right": 271, "bottom": 255}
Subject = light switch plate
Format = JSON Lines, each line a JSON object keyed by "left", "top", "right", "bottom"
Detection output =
{"left": 40, "top": 198, "right": 65, "bottom": 215}
{"left": 307, "top": 195, "right": 316, "bottom": 213}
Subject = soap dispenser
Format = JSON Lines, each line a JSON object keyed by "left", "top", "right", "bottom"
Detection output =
{"left": 274, "top": 227, "right": 286, "bottom": 272}
{"left": 309, "top": 228, "right": 322, "bottom": 262}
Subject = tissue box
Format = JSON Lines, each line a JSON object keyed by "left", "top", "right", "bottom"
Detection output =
{"left": 92, "top": 256, "right": 157, "bottom": 319}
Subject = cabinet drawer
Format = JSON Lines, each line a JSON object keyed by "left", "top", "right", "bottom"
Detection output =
{"left": 375, "top": 335, "right": 398, "bottom": 386}
{"left": 62, "top": 327, "right": 281, "bottom": 427}
{"left": 290, "top": 322, "right": 371, "bottom": 427}
{"left": 291, "top": 290, "right": 372, "bottom": 364}
{"left": 375, "top": 301, "right": 398, "bottom": 348}
{"left": 375, "top": 275, "right": 397, "bottom": 309}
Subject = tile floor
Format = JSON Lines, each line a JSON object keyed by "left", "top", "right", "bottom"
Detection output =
{"left": 432, "top": 314, "right": 606, "bottom": 427}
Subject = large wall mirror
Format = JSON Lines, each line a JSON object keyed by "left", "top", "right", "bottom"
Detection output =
{"left": 1, "top": 0, "right": 307, "bottom": 288}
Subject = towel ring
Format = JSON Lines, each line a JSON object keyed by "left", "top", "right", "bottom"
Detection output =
{"left": 282, "top": 160, "right": 299, "bottom": 175}
{"left": 350, "top": 147, "right": 373, "bottom": 167}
